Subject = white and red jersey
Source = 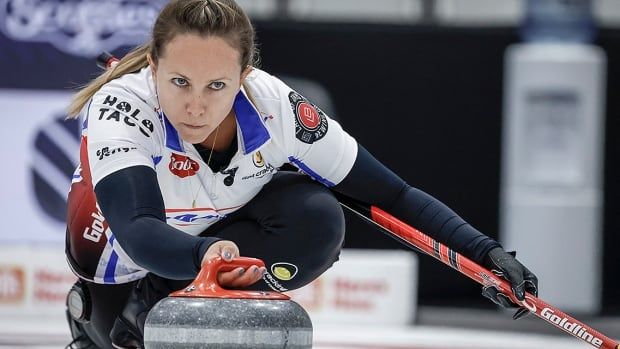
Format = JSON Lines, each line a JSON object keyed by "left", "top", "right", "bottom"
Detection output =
{"left": 66, "top": 67, "right": 358, "bottom": 284}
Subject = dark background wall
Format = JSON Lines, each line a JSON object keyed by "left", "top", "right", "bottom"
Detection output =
{"left": 1, "top": 22, "right": 617, "bottom": 313}
{"left": 252, "top": 21, "right": 619, "bottom": 313}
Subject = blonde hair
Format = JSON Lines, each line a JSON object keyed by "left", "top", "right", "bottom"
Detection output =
{"left": 67, "top": 0, "right": 258, "bottom": 118}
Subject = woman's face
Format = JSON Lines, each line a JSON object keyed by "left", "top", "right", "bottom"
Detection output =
{"left": 150, "top": 33, "right": 248, "bottom": 144}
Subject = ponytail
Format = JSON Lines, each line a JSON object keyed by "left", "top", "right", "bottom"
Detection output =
{"left": 67, "top": 43, "right": 151, "bottom": 118}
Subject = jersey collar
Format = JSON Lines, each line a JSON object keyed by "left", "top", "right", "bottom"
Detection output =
{"left": 162, "top": 90, "right": 270, "bottom": 155}
{"left": 233, "top": 89, "right": 271, "bottom": 154}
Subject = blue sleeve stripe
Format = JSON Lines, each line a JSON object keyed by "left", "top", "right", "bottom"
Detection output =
{"left": 288, "top": 156, "right": 335, "bottom": 187}
{"left": 104, "top": 251, "right": 118, "bottom": 284}
{"left": 103, "top": 235, "right": 118, "bottom": 283}
{"left": 82, "top": 99, "right": 93, "bottom": 130}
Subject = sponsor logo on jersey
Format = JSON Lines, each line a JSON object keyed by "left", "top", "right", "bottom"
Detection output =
{"left": 289, "top": 91, "right": 328, "bottom": 144}
{"left": 167, "top": 213, "right": 222, "bottom": 226}
{"left": 97, "top": 95, "right": 154, "bottom": 137}
{"left": 271, "top": 262, "right": 298, "bottom": 281}
{"left": 0, "top": 0, "right": 163, "bottom": 58}
{"left": 83, "top": 203, "right": 106, "bottom": 243}
{"left": 242, "top": 163, "right": 275, "bottom": 181}
{"left": 242, "top": 151, "right": 274, "bottom": 180}
{"left": 169, "top": 153, "right": 200, "bottom": 178}
{"left": 221, "top": 166, "right": 238, "bottom": 187}
{"left": 253, "top": 151, "right": 265, "bottom": 168}
{"left": 96, "top": 146, "right": 137, "bottom": 160}
{"left": 541, "top": 308, "right": 603, "bottom": 347}
{"left": 263, "top": 272, "right": 288, "bottom": 292}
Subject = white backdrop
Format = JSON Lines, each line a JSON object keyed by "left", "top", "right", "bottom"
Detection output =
{"left": 0, "top": 89, "right": 77, "bottom": 243}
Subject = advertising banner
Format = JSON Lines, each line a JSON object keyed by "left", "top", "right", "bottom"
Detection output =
{"left": 0, "top": 90, "right": 77, "bottom": 243}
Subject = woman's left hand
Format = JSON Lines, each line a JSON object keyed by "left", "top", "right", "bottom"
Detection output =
{"left": 481, "top": 247, "right": 539, "bottom": 320}
{"left": 202, "top": 240, "right": 266, "bottom": 288}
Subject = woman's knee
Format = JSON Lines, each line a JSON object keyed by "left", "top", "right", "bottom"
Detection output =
{"left": 271, "top": 181, "right": 346, "bottom": 289}
{"left": 260, "top": 173, "right": 346, "bottom": 250}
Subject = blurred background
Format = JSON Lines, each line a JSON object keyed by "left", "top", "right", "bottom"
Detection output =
{"left": 0, "top": 0, "right": 619, "bottom": 347}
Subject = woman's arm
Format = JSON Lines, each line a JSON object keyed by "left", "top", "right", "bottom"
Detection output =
{"left": 332, "top": 144, "right": 500, "bottom": 264}
{"left": 95, "top": 165, "right": 219, "bottom": 280}
{"left": 332, "top": 144, "right": 538, "bottom": 319}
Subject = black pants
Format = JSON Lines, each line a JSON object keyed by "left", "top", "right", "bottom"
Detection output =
{"left": 73, "top": 172, "right": 345, "bottom": 348}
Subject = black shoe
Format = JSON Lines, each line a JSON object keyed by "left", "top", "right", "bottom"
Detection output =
{"left": 109, "top": 274, "right": 179, "bottom": 349}
{"left": 65, "top": 309, "right": 97, "bottom": 349}
{"left": 109, "top": 315, "right": 143, "bottom": 348}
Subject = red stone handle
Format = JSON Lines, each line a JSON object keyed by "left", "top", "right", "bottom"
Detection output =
{"left": 170, "top": 257, "right": 289, "bottom": 300}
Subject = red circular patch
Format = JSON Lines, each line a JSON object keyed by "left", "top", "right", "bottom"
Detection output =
{"left": 297, "top": 103, "right": 320, "bottom": 130}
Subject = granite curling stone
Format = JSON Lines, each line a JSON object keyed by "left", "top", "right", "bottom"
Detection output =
{"left": 143, "top": 257, "right": 312, "bottom": 349}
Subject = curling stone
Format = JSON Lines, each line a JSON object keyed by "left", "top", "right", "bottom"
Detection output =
{"left": 143, "top": 257, "right": 312, "bottom": 348}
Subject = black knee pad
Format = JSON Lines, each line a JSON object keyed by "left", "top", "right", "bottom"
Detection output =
{"left": 65, "top": 282, "right": 97, "bottom": 349}
{"left": 66, "top": 280, "right": 91, "bottom": 323}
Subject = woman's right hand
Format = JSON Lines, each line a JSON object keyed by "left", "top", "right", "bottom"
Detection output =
{"left": 201, "top": 240, "right": 266, "bottom": 288}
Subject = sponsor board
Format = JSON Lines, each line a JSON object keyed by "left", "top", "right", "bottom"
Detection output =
{"left": 286, "top": 249, "right": 418, "bottom": 326}
{"left": 0, "top": 267, "right": 25, "bottom": 303}
{"left": 0, "top": 246, "right": 417, "bottom": 326}
{"left": 0, "top": 245, "right": 77, "bottom": 316}
{"left": 0, "top": 0, "right": 165, "bottom": 57}
{"left": 0, "top": 89, "right": 76, "bottom": 243}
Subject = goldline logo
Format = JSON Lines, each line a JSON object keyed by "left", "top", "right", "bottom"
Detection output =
{"left": 541, "top": 307, "right": 603, "bottom": 348}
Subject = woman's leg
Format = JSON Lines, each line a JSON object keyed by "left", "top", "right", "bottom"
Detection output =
{"left": 105, "top": 172, "right": 345, "bottom": 348}
{"left": 205, "top": 172, "right": 346, "bottom": 291}
{"left": 66, "top": 280, "right": 135, "bottom": 349}
{"left": 108, "top": 274, "right": 190, "bottom": 348}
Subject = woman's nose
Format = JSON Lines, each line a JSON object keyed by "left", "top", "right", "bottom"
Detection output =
{"left": 186, "top": 93, "right": 206, "bottom": 117}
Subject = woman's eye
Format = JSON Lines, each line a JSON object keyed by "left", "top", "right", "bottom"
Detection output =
{"left": 171, "top": 78, "right": 188, "bottom": 87}
{"left": 209, "top": 81, "right": 226, "bottom": 90}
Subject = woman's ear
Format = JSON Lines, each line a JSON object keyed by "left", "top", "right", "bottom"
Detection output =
{"left": 147, "top": 53, "right": 157, "bottom": 78}
{"left": 241, "top": 65, "right": 253, "bottom": 81}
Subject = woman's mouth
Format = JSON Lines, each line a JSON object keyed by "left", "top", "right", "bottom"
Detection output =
{"left": 182, "top": 123, "right": 206, "bottom": 130}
